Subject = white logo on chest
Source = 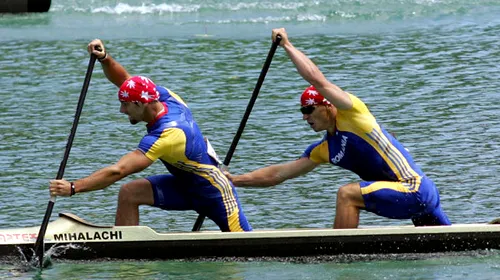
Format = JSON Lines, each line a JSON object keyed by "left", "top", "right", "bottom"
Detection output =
{"left": 331, "top": 135, "right": 348, "bottom": 164}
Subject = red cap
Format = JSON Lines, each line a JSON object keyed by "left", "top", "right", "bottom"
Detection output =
{"left": 118, "top": 76, "right": 159, "bottom": 103}
{"left": 300, "top": 85, "right": 330, "bottom": 106}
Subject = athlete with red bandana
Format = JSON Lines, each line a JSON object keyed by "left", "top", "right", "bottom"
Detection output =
{"left": 224, "top": 28, "right": 451, "bottom": 228}
{"left": 49, "top": 39, "right": 252, "bottom": 232}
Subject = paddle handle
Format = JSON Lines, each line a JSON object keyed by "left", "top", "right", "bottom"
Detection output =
{"left": 192, "top": 36, "right": 282, "bottom": 232}
{"left": 33, "top": 54, "right": 97, "bottom": 267}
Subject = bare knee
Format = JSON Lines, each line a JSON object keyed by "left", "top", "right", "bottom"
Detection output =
{"left": 337, "top": 183, "right": 364, "bottom": 207}
{"left": 117, "top": 179, "right": 154, "bottom": 206}
{"left": 117, "top": 183, "right": 135, "bottom": 202}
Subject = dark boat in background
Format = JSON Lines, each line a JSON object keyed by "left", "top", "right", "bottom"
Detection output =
{"left": 0, "top": 0, "right": 51, "bottom": 13}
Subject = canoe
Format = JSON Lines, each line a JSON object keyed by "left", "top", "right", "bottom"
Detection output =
{"left": 1, "top": 213, "right": 500, "bottom": 261}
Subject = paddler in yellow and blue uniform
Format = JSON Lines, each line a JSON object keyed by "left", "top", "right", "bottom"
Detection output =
{"left": 136, "top": 78, "right": 252, "bottom": 232}
{"left": 49, "top": 40, "right": 251, "bottom": 232}
{"left": 224, "top": 28, "right": 451, "bottom": 228}
{"left": 299, "top": 86, "right": 450, "bottom": 226}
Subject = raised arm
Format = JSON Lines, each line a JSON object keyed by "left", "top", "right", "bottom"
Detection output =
{"left": 272, "top": 28, "right": 353, "bottom": 110}
{"left": 87, "top": 39, "right": 131, "bottom": 88}
{"left": 226, "top": 157, "right": 318, "bottom": 188}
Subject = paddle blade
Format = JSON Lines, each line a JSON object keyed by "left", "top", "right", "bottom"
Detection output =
{"left": 33, "top": 200, "right": 54, "bottom": 267}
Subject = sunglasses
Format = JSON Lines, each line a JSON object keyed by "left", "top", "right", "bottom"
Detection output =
{"left": 300, "top": 106, "right": 315, "bottom": 114}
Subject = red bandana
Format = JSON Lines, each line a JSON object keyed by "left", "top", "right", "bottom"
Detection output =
{"left": 300, "top": 85, "right": 330, "bottom": 106}
{"left": 118, "top": 76, "right": 159, "bottom": 103}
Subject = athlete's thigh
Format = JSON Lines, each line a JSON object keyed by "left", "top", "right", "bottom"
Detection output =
{"left": 146, "top": 174, "right": 193, "bottom": 210}
{"left": 360, "top": 181, "right": 421, "bottom": 219}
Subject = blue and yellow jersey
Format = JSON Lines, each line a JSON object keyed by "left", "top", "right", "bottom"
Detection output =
{"left": 138, "top": 86, "right": 237, "bottom": 202}
{"left": 303, "top": 93, "right": 424, "bottom": 183}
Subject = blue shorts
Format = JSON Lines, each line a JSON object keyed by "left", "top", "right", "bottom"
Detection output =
{"left": 147, "top": 174, "right": 252, "bottom": 232}
{"left": 360, "top": 176, "right": 451, "bottom": 226}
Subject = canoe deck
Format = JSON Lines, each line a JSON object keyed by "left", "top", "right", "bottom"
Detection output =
{"left": 1, "top": 213, "right": 500, "bottom": 261}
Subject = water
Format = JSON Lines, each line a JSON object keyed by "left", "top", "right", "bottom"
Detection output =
{"left": 1, "top": 0, "right": 500, "bottom": 278}
{"left": 3, "top": 252, "right": 500, "bottom": 279}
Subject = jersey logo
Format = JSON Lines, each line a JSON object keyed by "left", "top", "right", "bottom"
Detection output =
{"left": 331, "top": 135, "right": 348, "bottom": 164}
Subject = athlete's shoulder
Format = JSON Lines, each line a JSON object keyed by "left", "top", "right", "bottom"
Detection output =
{"left": 342, "top": 92, "right": 370, "bottom": 113}
{"left": 156, "top": 86, "right": 188, "bottom": 107}
{"left": 303, "top": 135, "right": 327, "bottom": 154}
{"left": 302, "top": 136, "right": 329, "bottom": 164}
{"left": 156, "top": 86, "right": 171, "bottom": 102}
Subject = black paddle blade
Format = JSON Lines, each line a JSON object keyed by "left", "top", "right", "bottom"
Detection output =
{"left": 32, "top": 201, "right": 54, "bottom": 267}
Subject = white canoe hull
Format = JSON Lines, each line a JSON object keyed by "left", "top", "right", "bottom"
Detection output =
{"left": 1, "top": 213, "right": 500, "bottom": 261}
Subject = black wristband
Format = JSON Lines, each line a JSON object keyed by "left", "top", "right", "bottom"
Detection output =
{"left": 98, "top": 51, "right": 107, "bottom": 62}
{"left": 70, "top": 182, "right": 76, "bottom": 196}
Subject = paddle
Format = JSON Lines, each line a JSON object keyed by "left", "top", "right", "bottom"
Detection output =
{"left": 191, "top": 35, "right": 282, "bottom": 231}
{"left": 33, "top": 53, "right": 97, "bottom": 268}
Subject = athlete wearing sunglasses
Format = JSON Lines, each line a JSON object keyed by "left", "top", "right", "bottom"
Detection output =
{"left": 300, "top": 105, "right": 315, "bottom": 115}
{"left": 224, "top": 28, "right": 450, "bottom": 229}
